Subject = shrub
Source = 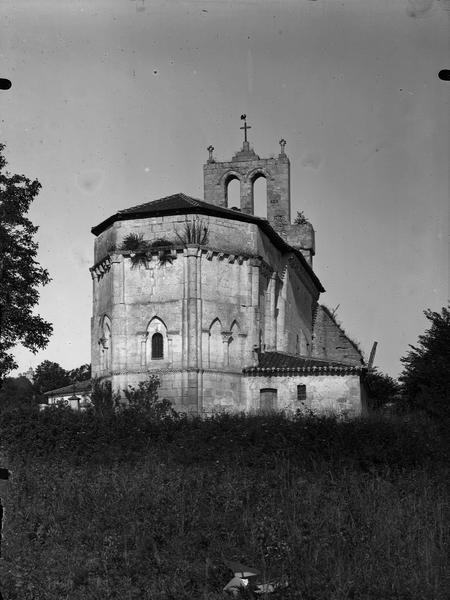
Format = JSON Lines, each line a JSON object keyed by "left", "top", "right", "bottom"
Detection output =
{"left": 150, "top": 238, "right": 175, "bottom": 265}
{"left": 90, "top": 378, "right": 120, "bottom": 417}
{"left": 121, "top": 233, "right": 147, "bottom": 252}
{"left": 365, "top": 368, "right": 401, "bottom": 411}
{"left": 293, "top": 210, "right": 309, "bottom": 225}
{"left": 121, "top": 233, "right": 149, "bottom": 268}
{"left": 123, "top": 375, "right": 178, "bottom": 420}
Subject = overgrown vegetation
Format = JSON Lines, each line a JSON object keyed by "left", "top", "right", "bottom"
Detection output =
{"left": 150, "top": 238, "right": 175, "bottom": 265}
{"left": 175, "top": 218, "right": 209, "bottom": 246}
{"left": 0, "top": 404, "right": 448, "bottom": 599}
{"left": 400, "top": 304, "right": 450, "bottom": 420}
{"left": 365, "top": 368, "right": 401, "bottom": 412}
{"left": 1, "top": 304, "right": 449, "bottom": 598}
{"left": 121, "top": 233, "right": 149, "bottom": 268}
{"left": 293, "top": 210, "right": 309, "bottom": 226}
{"left": 123, "top": 375, "right": 178, "bottom": 419}
{"left": 121, "top": 234, "right": 175, "bottom": 268}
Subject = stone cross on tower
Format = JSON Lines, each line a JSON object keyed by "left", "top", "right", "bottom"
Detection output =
{"left": 203, "top": 117, "right": 292, "bottom": 231}
{"left": 240, "top": 114, "right": 251, "bottom": 143}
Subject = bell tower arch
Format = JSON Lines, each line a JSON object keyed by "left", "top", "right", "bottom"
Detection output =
{"left": 203, "top": 116, "right": 291, "bottom": 235}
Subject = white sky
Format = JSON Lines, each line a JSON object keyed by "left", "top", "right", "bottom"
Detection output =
{"left": 2, "top": 0, "right": 448, "bottom": 378}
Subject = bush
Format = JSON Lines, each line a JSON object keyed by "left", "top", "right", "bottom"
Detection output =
{"left": 123, "top": 375, "right": 178, "bottom": 421}
{"left": 90, "top": 378, "right": 119, "bottom": 417}
{"left": 365, "top": 368, "right": 401, "bottom": 411}
{"left": 293, "top": 210, "right": 309, "bottom": 225}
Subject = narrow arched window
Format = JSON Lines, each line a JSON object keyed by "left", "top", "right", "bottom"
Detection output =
{"left": 151, "top": 332, "right": 164, "bottom": 359}
{"left": 226, "top": 176, "right": 240, "bottom": 209}
{"left": 252, "top": 174, "right": 267, "bottom": 219}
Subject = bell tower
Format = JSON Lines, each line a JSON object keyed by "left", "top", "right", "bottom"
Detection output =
{"left": 203, "top": 116, "right": 291, "bottom": 235}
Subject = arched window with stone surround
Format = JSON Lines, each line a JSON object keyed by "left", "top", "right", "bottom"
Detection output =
{"left": 208, "top": 318, "right": 223, "bottom": 369}
{"left": 145, "top": 317, "right": 168, "bottom": 365}
{"left": 99, "top": 315, "right": 112, "bottom": 371}
{"left": 151, "top": 332, "right": 164, "bottom": 359}
{"left": 228, "top": 320, "right": 241, "bottom": 368}
{"left": 225, "top": 174, "right": 241, "bottom": 210}
{"left": 252, "top": 172, "right": 268, "bottom": 219}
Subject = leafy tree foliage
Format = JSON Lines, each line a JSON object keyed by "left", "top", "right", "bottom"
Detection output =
{"left": 400, "top": 305, "right": 450, "bottom": 418}
{"left": 33, "top": 360, "right": 70, "bottom": 395}
{"left": 0, "top": 144, "right": 52, "bottom": 379}
{"left": 365, "top": 368, "right": 401, "bottom": 411}
{"left": 68, "top": 363, "right": 91, "bottom": 383}
{"left": 0, "top": 376, "right": 35, "bottom": 411}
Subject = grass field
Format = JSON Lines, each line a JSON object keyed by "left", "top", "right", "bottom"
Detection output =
{"left": 0, "top": 408, "right": 448, "bottom": 599}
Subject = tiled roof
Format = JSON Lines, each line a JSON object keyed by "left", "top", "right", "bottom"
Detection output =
{"left": 92, "top": 193, "right": 267, "bottom": 235}
{"left": 118, "top": 193, "right": 255, "bottom": 219}
{"left": 91, "top": 193, "right": 324, "bottom": 292}
{"left": 244, "top": 352, "right": 365, "bottom": 375}
{"left": 44, "top": 379, "right": 92, "bottom": 397}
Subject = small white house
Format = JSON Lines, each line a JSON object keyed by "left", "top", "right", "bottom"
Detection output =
{"left": 42, "top": 380, "right": 92, "bottom": 411}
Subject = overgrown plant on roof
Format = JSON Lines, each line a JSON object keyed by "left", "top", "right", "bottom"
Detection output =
{"left": 121, "top": 233, "right": 149, "bottom": 268}
{"left": 150, "top": 238, "right": 175, "bottom": 265}
{"left": 294, "top": 210, "right": 310, "bottom": 226}
{"left": 175, "top": 218, "right": 209, "bottom": 247}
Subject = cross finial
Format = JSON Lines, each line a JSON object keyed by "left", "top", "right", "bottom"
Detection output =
{"left": 279, "top": 138, "right": 286, "bottom": 154}
{"left": 240, "top": 114, "right": 251, "bottom": 143}
{"left": 207, "top": 145, "right": 214, "bottom": 163}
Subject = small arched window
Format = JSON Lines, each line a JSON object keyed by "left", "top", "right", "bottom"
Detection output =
{"left": 151, "top": 332, "right": 164, "bottom": 359}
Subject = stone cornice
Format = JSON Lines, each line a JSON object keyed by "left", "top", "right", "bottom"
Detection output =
{"left": 108, "top": 367, "right": 244, "bottom": 376}
{"left": 90, "top": 256, "right": 112, "bottom": 280}
{"left": 243, "top": 365, "right": 365, "bottom": 376}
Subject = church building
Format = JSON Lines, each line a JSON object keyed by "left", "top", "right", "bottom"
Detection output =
{"left": 90, "top": 119, "right": 367, "bottom": 417}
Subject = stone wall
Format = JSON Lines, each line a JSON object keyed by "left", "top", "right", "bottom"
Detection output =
{"left": 91, "top": 212, "right": 322, "bottom": 412}
{"left": 243, "top": 373, "right": 363, "bottom": 417}
{"left": 203, "top": 145, "right": 291, "bottom": 234}
{"left": 312, "top": 305, "right": 364, "bottom": 366}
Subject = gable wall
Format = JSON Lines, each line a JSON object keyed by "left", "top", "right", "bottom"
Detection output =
{"left": 312, "top": 306, "right": 363, "bottom": 365}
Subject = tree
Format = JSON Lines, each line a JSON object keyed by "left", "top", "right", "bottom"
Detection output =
{"left": 400, "top": 305, "right": 450, "bottom": 418}
{"left": 33, "top": 360, "right": 70, "bottom": 395}
{"left": 68, "top": 363, "right": 91, "bottom": 383}
{"left": 0, "top": 144, "right": 52, "bottom": 380}
{"left": 364, "top": 368, "right": 401, "bottom": 411}
{"left": 0, "top": 376, "right": 35, "bottom": 411}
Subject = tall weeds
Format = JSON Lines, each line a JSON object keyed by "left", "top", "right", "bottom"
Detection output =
{"left": 175, "top": 218, "right": 209, "bottom": 246}
{"left": 0, "top": 411, "right": 448, "bottom": 599}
